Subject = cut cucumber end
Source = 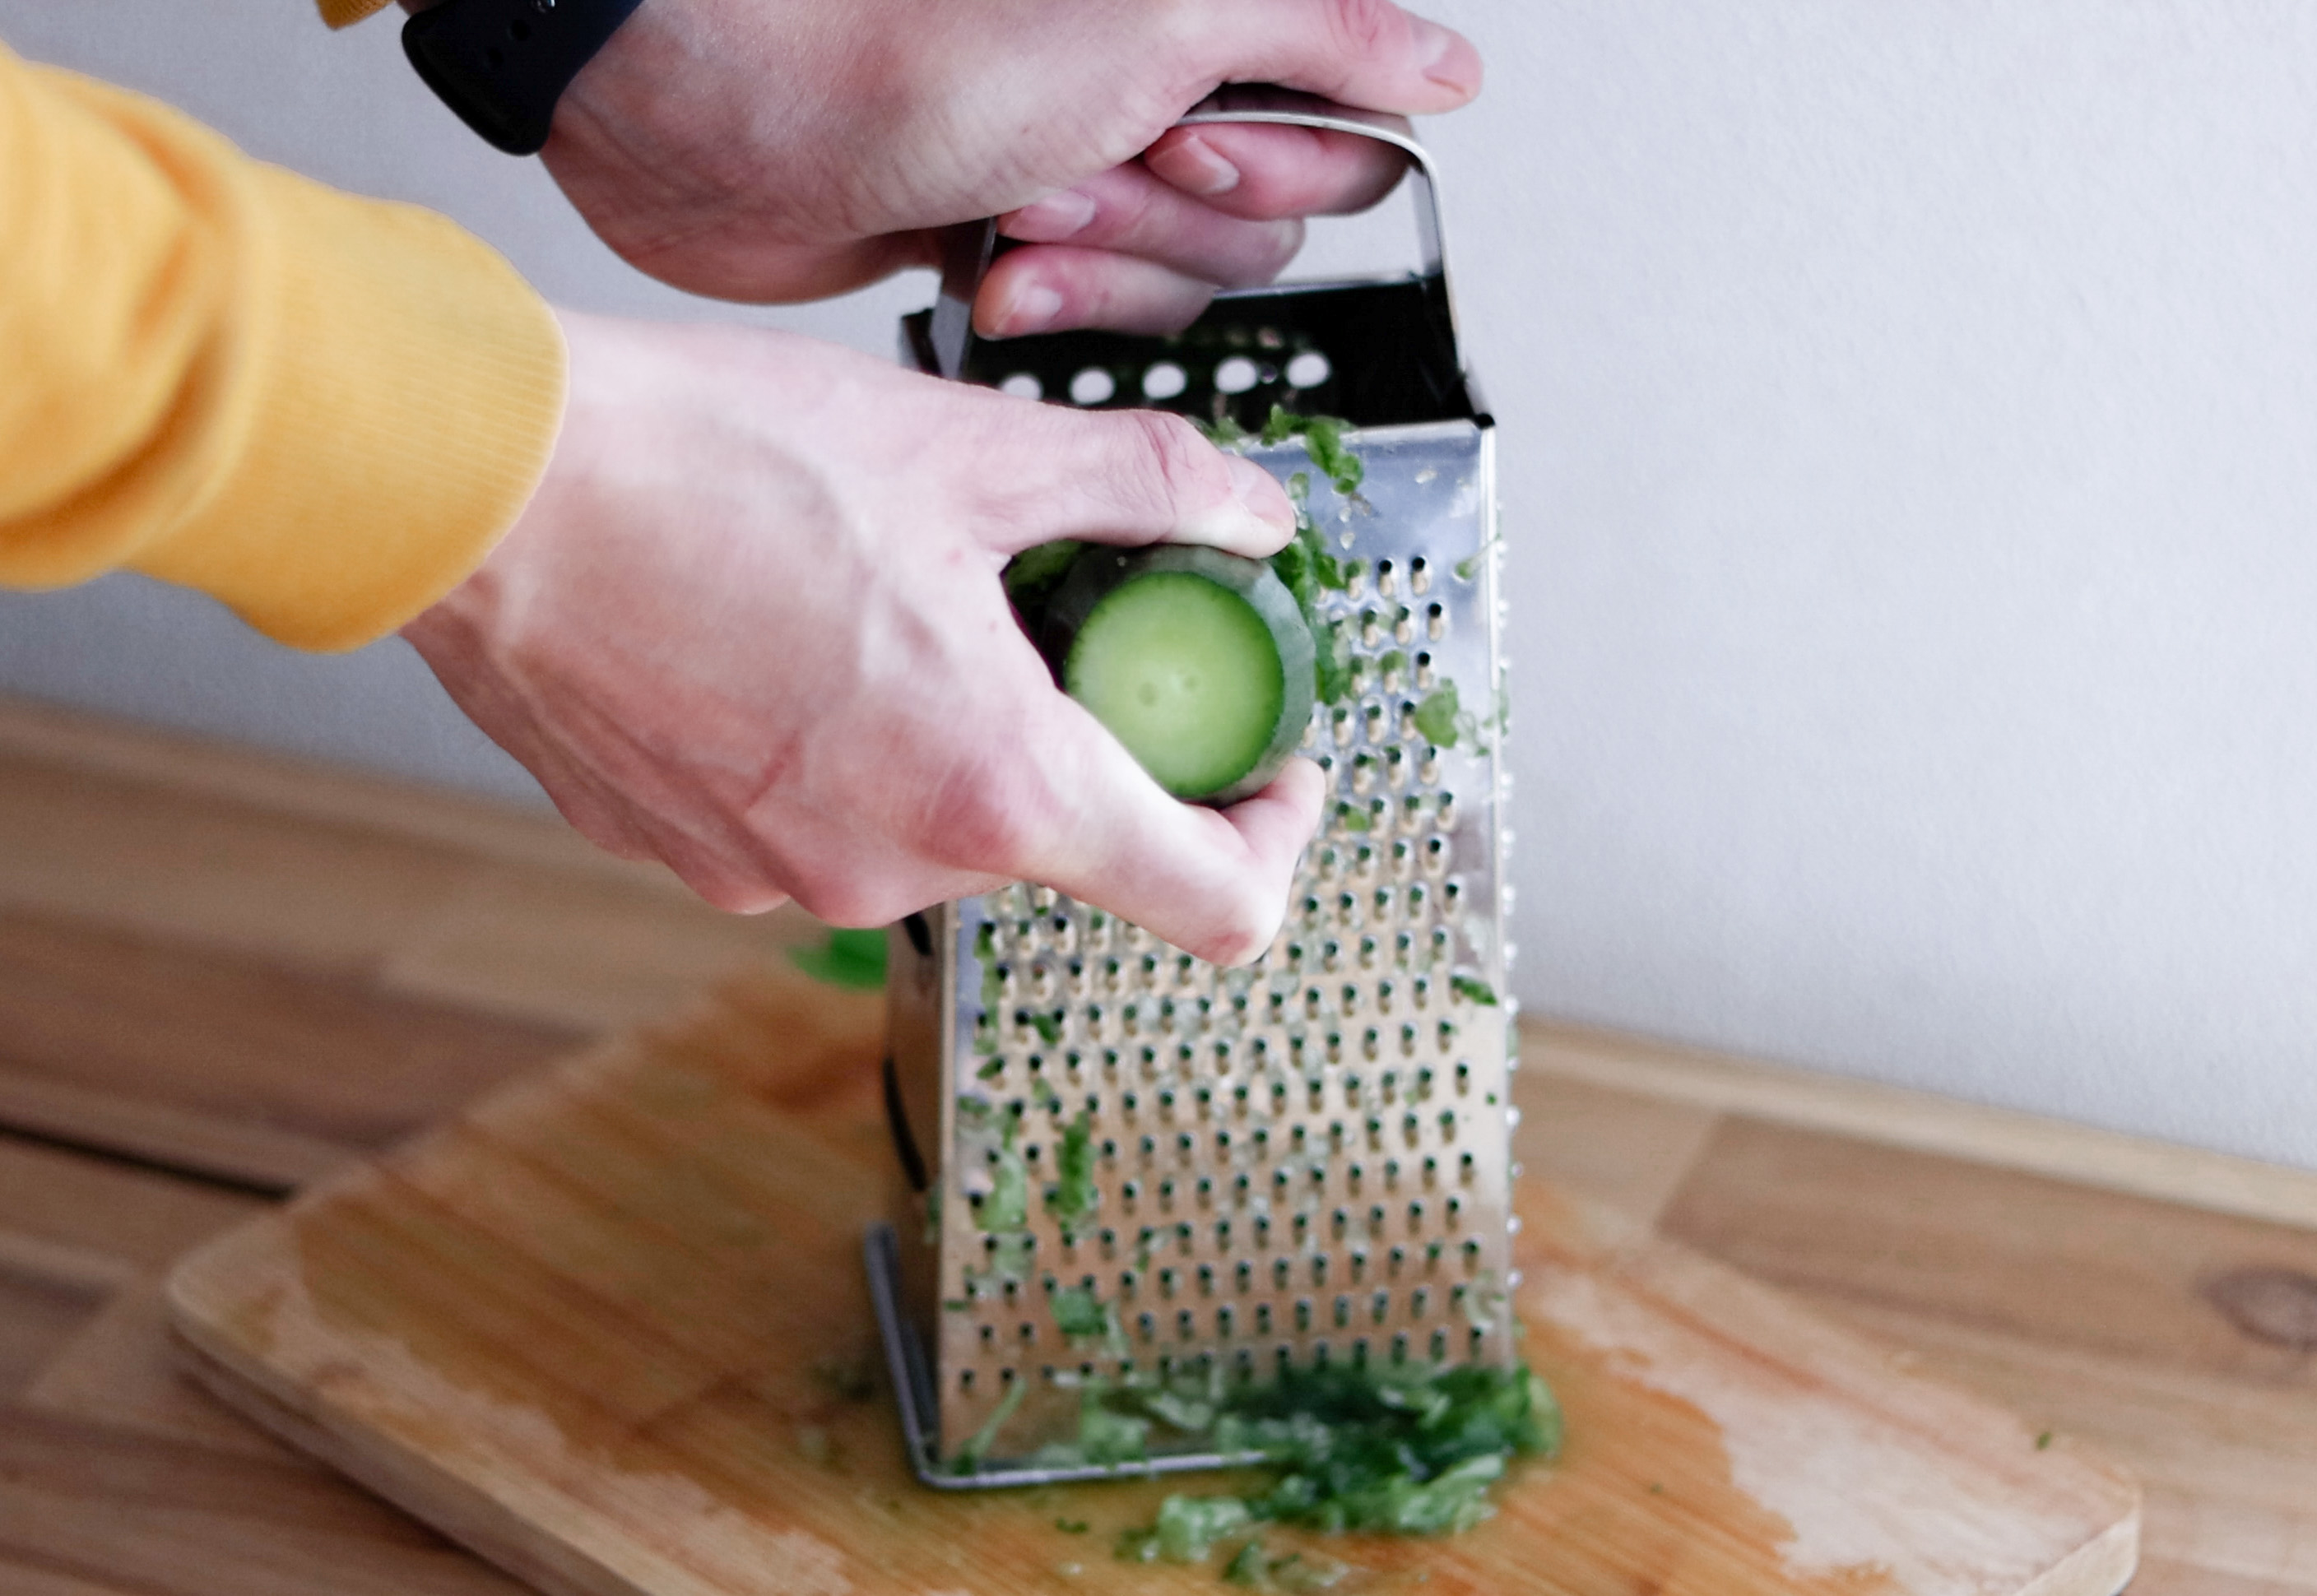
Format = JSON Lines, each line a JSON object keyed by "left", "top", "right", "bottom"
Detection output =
{"left": 1044, "top": 545, "right": 1316, "bottom": 806}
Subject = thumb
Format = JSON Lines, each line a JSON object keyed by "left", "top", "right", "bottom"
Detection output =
{"left": 1009, "top": 698, "right": 1326, "bottom": 965}
{"left": 1188, "top": 0, "right": 1484, "bottom": 115}
{"left": 963, "top": 398, "right": 1296, "bottom": 559}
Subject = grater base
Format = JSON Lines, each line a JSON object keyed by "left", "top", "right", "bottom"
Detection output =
{"left": 865, "top": 1223, "right": 1266, "bottom": 1489}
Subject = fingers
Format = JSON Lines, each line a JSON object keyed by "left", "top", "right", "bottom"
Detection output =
{"left": 960, "top": 398, "right": 1294, "bottom": 558}
{"left": 1144, "top": 122, "right": 1410, "bottom": 219}
{"left": 999, "top": 164, "right": 1304, "bottom": 289}
{"left": 1186, "top": 0, "right": 1482, "bottom": 115}
{"left": 976, "top": 244, "right": 1219, "bottom": 339}
{"left": 1009, "top": 709, "right": 1326, "bottom": 965}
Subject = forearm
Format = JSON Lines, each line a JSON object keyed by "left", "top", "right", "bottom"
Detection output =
{"left": 0, "top": 40, "right": 564, "bottom": 650}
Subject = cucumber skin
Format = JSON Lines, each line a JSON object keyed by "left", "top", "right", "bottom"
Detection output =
{"left": 1042, "top": 545, "right": 1316, "bottom": 807}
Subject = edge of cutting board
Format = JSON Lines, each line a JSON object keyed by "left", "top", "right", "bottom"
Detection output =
{"left": 160, "top": 978, "right": 2143, "bottom": 1596}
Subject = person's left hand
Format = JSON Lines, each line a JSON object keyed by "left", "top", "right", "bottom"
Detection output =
{"left": 532, "top": 0, "right": 1480, "bottom": 331}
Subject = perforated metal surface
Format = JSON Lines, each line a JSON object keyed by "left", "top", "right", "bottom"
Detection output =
{"left": 882, "top": 422, "right": 1514, "bottom": 1473}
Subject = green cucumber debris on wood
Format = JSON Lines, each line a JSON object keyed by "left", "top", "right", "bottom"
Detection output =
{"left": 787, "top": 926, "right": 889, "bottom": 990}
{"left": 1042, "top": 545, "right": 1315, "bottom": 806}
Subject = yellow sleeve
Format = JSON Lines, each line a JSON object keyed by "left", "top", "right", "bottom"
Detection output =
{"left": 318, "top": 1, "right": 396, "bottom": 28}
{"left": 0, "top": 41, "right": 565, "bottom": 652}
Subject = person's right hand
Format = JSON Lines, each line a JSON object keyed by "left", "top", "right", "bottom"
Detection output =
{"left": 401, "top": 311, "right": 1327, "bottom": 965}
{"left": 538, "top": 0, "right": 1480, "bottom": 329}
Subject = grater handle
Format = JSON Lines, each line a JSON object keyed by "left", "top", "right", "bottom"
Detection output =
{"left": 931, "top": 86, "right": 1462, "bottom": 381}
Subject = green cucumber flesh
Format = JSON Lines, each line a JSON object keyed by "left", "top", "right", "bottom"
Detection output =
{"left": 1045, "top": 546, "right": 1315, "bottom": 806}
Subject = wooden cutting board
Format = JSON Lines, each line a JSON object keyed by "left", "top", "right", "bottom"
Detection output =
{"left": 164, "top": 965, "right": 2139, "bottom": 1596}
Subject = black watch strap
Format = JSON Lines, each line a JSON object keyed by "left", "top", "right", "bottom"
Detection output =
{"left": 403, "top": 0, "right": 645, "bottom": 156}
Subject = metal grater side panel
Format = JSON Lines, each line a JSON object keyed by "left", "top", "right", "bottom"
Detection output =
{"left": 894, "top": 420, "right": 1512, "bottom": 1467}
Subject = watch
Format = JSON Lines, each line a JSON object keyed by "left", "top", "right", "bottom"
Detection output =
{"left": 403, "top": 0, "right": 646, "bottom": 156}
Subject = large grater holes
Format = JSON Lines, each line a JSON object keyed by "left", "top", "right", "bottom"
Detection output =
{"left": 934, "top": 517, "right": 1512, "bottom": 1455}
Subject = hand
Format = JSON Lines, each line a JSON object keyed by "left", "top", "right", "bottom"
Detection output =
{"left": 402, "top": 311, "right": 1328, "bottom": 964}
{"left": 541, "top": 0, "right": 1481, "bottom": 330}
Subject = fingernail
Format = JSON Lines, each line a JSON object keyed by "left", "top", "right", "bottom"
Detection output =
{"left": 1228, "top": 453, "right": 1294, "bottom": 534}
{"left": 1414, "top": 17, "right": 1483, "bottom": 95}
{"left": 1149, "top": 133, "right": 1240, "bottom": 197}
{"left": 1173, "top": 455, "right": 1291, "bottom": 552}
{"left": 997, "top": 282, "right": 1063, "bottom": 336}
{"left": 1005, "top": 188, "right": 1098, "bottom": 243}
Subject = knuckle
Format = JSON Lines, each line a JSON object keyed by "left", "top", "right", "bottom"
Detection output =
{"left": 1117, "top": 409, "right": 1221, "bottom": 520}
{"left": 1223, "top": 220, "right": 1305, "bottom": 288}
{"left": 678, "top": 864, "right": 786, "bottom": 916}
{"left": 1192, "top": 912, "right": 1270, "bottom": 969}
{"left": 787, "top": 871, "right": 885, "bottom": 929}
{"left": 925, "top": 749, "right": 1059, "bottom": 880}
{"left": 1324, "top": 0, "right": 1400, "bottom": 61}
{"left": 1146, "top": 0, "right": 1214, "bottom": 61}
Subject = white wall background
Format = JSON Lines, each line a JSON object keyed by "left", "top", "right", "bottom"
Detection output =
{"left": 9, "top": 2, "right": 2317, "bottom": 1167}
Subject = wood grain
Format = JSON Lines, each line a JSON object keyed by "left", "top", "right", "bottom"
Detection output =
{"left": 0, "top": 698, "right": 2303, "bottom": 1594}
{"left": 0, "top": 907, "right": 578, "bottom": 1162}
{"left": 1662, "top": 1119, "right": 2317, "bottom": 1592}
{"left": 1530, "top": 1020, "right": 2317, "bottom": 1234}
{"left": 167, "top": 976, "right": 2138, "bottom": 1596}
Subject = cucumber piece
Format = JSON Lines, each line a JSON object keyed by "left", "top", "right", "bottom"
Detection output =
{"left": 1044, "top": 545, "right": 1315, "bottom": 806}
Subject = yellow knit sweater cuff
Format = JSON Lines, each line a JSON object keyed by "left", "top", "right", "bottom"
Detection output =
{"left": 318, "top": 0, "right": 398, "bottom": 31}
{"left": 0, "top": 58, "right": 565, "bottom": 652}
{"left": 128, "top": 160, "right": 568, "bottom": 651}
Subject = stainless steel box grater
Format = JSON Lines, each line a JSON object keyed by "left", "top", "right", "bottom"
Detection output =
{"left": 867, "top": 93, "right": 1515, "bottom": 1487}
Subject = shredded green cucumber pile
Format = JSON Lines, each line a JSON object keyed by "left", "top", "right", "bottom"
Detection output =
{"left": 1130, "top": 1360, "right": 1558, "bottom": 1551}
{"left": 1012, "top": 1357, "right": 1562, "bottom": 1581}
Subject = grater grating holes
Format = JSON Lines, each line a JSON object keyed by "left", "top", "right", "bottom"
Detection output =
{"left": 933, "top": 518, "right": 1513, "bottom": 1446}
